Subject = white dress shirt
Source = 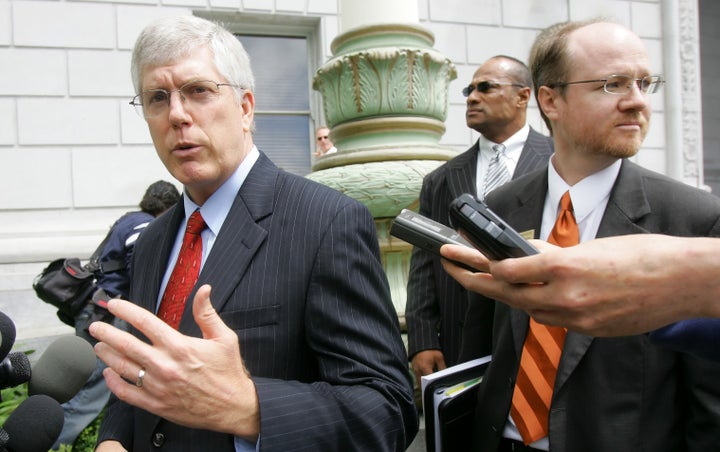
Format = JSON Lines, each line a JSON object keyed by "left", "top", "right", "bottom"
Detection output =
{"left": 502, "top": 156, "right": 621, "bottom": 450}
{"left": 475, "top": 124, "right": 530, "bottom": 197}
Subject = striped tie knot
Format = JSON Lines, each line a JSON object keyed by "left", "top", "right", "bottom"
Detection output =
{"left": 492, "top": 143, "right": 505, "bottom": 159}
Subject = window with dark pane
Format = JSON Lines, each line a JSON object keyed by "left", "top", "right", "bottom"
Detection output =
{"left": 236, "top": 35, "right": 312, "bottom": 176}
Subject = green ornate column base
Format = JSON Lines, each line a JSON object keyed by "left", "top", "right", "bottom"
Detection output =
{"left": 310, "top": 22, "right": 458, "bottom": 323}
{"left": 307, "top": 159, "right": 448, "bottom": 322}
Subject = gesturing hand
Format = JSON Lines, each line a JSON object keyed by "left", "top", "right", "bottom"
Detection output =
{"left": 90, "top": 284, "right": 260, "bottom": 441}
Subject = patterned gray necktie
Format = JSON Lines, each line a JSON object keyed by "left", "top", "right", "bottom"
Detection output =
{"left": 482, "top": 143, "right": 511, "bottom": 199}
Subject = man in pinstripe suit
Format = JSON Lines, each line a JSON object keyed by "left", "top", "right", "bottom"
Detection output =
{"left": 406, "top": 55, "right": 553, "bottom": 388}
{"left": 89, "top": 16, "right": 417, "bottom": 451}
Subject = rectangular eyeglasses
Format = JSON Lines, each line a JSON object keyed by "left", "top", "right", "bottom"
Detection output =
{"left": 551, "top": 74, "right": 665, "bottom": 95}
{"left": 130, "top": 80, "right": 239, "bottom": 118}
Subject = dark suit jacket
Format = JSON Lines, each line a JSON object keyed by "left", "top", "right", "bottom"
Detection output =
{"left": 405, "top": 127, "right": 553, "bottom": 366}
{"left": 97, "top": 152, "right": 418, "bottom": 451}
{"left": 461, "top": 160, "right": 720, "bottom": 452}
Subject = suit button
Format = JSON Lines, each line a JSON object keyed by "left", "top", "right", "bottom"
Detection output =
{"left": 152, "top": 432, "right": 165, "bottom": 447}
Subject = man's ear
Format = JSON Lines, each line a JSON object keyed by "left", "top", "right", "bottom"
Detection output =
{"left": 240, "top": 90, "right": 255, "bottom": 132}
{"left": 537, "top": 85, "right": 560, "bottom": 122}
{"left": 516, "top": 86, "right": 531, "bottom": 108}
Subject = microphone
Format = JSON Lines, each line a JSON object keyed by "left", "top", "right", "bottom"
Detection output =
{"left": 0, "top": 312, "right": 16, "bottom": 362}
{"left": 0, "top": 353, "right": 31, "bottom": 390}
{"left": 2, "top": 394, "right": 64, "bottom": 452}
{"left": 28, "top": 335, "right": 96, "bottom": 404}
{"left": 0, "top": 314, "right": 24, "bottom": 395}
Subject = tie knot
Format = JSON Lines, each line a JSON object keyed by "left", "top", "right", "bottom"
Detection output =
{"left": 492, "top": 143, "right": 506, "bottom": 156}
{"left": 560, "top": 191, "right": 573, "bottom": 211}
{"left": 549, "top": 191, "right": 579, "bottom": 247}
{"left": 186, "top": 210, "right": 206, "bottom": 235}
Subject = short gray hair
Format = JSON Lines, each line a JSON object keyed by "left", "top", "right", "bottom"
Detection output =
{"left": 130, "top": 15, "right": 255, "bottom": 96}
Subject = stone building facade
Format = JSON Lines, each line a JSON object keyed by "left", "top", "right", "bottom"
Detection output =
{"left": 0, "top": 0, "right": 713, "bottom": 315}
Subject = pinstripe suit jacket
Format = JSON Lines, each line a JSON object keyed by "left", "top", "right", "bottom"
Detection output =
{"left": 405, "top": 127, "right": 553, "bottom": 366}
{"left": 97, "top": 152, "right": 418, "bottom": 451}
{"left": 463, "top": 160, "right": 720, "bottom": 451}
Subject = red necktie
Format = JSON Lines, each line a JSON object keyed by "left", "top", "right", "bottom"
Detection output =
{"left": 157, "top": 210, "right": 206, "bottom": 329}
{"left": 510, "top": 191, "right": 577, "bottom": 444}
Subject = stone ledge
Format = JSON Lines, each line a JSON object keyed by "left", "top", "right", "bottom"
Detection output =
{"left": 0, "top": 207, "right": 130, "bottom": 264}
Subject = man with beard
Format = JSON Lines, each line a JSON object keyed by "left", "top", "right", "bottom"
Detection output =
{"left": 455, "top": 19, "right": 720, "bottom": 451}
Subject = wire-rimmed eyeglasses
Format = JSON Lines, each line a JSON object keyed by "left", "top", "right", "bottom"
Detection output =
{"left": 130, "top": 80, "right": 239, "bottom": 118}
{"left": 550, "top": 74, "right": 665, "bottom": 95}
{"left": 462, "top": 81, "right": 525, "bottom": 97}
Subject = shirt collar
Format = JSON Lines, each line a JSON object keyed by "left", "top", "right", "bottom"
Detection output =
{"left": 479, "top": 123, "right": 530, "bottom": 159}
{"left": 546, "top": 157, "right": 621, "bottom": 224}
{"left": 181, "top": 146, "right": 260, "bottom": 237}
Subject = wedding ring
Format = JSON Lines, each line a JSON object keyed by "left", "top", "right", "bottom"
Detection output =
{"left": 136, "top": 369, "right": 145, "bottom": 388}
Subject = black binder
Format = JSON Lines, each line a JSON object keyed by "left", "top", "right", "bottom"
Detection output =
{"left": 421, "top": 356, "right": 491, "bottom": 452}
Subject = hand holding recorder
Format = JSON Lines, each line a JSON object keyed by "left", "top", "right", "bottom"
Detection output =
{"left": 448, "top": 193, "right": 538, "bottom": 260}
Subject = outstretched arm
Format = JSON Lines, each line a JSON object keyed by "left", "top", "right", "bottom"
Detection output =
{"left": 441, "top": 235, "right": 720, "bottom": 336}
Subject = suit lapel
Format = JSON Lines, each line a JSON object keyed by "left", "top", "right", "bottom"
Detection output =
{"left": 596, "top": 160, "right": 651, "bottom": 238}
{"left": 447, "top": 140, "right": 479, "bottom": 199}
{"left": 135, "top": 204, "right": 184, "bottom": 314}
{"left": 492, "top": 172, "right": 548, "bottom": 357}
{"left": 555, "top": 160, "right": 650, "bottom": 391}
{"left": 178, "top": 153, "right": 278, "bottom": 333}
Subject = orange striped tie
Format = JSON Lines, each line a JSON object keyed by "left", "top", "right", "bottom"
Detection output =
{"left": 510, "top": 191, "right": 577, "bottom": 444}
